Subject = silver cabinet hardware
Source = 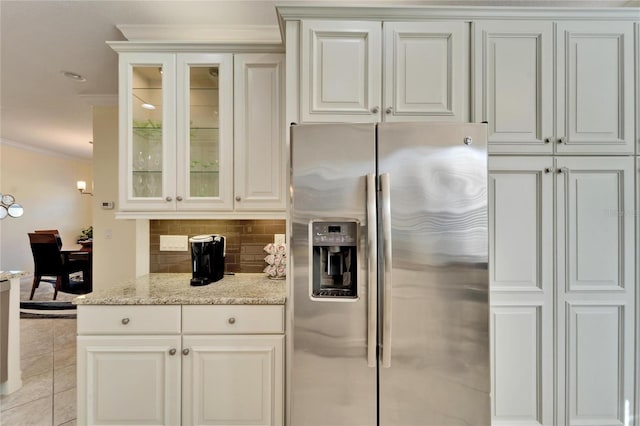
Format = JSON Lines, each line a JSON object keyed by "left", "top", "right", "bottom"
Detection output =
{"left": 121, "top": 318, "right": 130, "bottom": 325}
{"left": 385, "top": 107, "right": 393, "bottom": 114}
{"left": 176, "top": 196, "right": 183, "bottom": 201}
{"left": 235, "top": 196, "right": 241, "bottom": 202}
{"left": 182, "top": 348, "right": 190, "bottom": 356}
{"left": 558, "top": 137, "right": 566, "bottom": 144}
{"left": 371, "top": 106, "right": 379, "bottom": 114}
{"left": 544, "top": 137, "right": 551, "bottom": 144}
{"left": 463, "top": 136, "right": 473, "bottom": 146}
{"left": 557, "top": 167, "right": 569, "bottom": 174}
{"left": 165, "top": 196, "right": 172, "bottom": 202}
{"left": 169, "top": 348, "right": 177, "bottom": 356}
{"left": 228, "top": 317, "right": 236, "bottom": 324}
{"left": 544, "top": 168, "right": 552, "bottom": 173}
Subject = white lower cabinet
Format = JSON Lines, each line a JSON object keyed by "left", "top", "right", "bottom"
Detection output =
{"left": 77, "top": 305, "right": 284, "bottom": 426}
{"left": 489, "top": 156, "right": 635, "bottom": 426}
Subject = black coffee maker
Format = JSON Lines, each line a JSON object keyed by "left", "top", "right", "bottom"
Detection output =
{"left": 189, "top": 234, "right": 225, "bottom": 286}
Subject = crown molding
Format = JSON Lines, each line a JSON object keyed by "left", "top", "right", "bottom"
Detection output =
{"left": 0, "top": 139, "right": 92, "bottom": 162}
{"left": 117, "top": 24, "right": 282, "bottom": 44}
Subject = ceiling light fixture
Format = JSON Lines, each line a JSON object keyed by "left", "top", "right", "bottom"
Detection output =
{"left": 61, "top": 71, "right": 87, "bottom": 82}
{"left": 141, "top": 103, "right": 156, "bottom": 110}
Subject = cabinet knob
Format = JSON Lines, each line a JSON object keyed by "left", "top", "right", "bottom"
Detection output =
{"left": 165, "top": 196, "right": 172, "bottom": 202}
{"left": 558, "top": 137, "right": 566, "bottom": 144}
{"left": 371, "top": 106, "right": 380, "bottom": 114}
{"left": 235, "top": 196, "right": 241, "bottom": 202}
{"left": 182, "top": 348, "right": 190, "bottom": 356}
{"left": 169, "top": 348, "right": 177, "bottom": 356}
{"left": 228, "top": 317, "right": 236, "bottom": 324}
{"left": 176, "top": 196, "right": 183, "bottom": 202}
{"left": 544, "top": 167, "right": 552, "bottom": 173}
{"left": 544, "top": 137, "right": 551, "bottom": 144}
{"left": 463, "top": 136, "right": 473, "bottom": 146}
{"left": 121, "top": 318, "right": 130, "bottom": 325}
{"left": 385, "top": 107, "right": 393, "bottom": 114}
{"left": 557, "top": 167, "right": 569, "bottom": 174}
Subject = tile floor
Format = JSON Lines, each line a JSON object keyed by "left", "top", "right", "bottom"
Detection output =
{"left": 0, "top": 278, "right": 78, "bottom": 425}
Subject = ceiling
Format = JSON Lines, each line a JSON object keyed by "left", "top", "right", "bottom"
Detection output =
{"left": 1, "top": 0, "right": 638, "bottom": 159}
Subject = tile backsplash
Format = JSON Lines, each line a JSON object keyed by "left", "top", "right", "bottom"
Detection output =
{"left": 150, "top": 220, "right": 285, "bottom": 274}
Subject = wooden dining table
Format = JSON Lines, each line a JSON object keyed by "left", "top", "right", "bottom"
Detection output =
{"left": 61, "top": 242, "right": 92, "bottom": 291}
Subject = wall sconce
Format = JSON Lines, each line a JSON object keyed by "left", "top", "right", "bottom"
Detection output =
{"left": 77, "top": 180, "right": 93, "bottom": 196}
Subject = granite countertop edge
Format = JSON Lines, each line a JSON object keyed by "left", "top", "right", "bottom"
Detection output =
{"left": 74, "top": 273, "right": 286, "bottom": 306}
{"left": 0, "top": 270, "right": 30, "bottom": 281}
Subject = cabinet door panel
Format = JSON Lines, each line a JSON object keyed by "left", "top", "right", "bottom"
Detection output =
{"left": 556, "top": 157, "right": 635, "bottom": 426}
{"left": 474, "top": 21, "right": 553, "bottom": 154}
{"left": 488, "top": 156, "right": 553, "bottom": 426}
{"left": 489, "top": 157, "right": 553, "bottom": 292}
{"left": 176, "top": 53, "right": 234, "bottom": 211}
{"left": 182, "top": 335, "right": 284, "bottom": 426}
{"left": 119, "top": 52, "right": 177, "bottom": 211}
{"left": 491, "top": 305, "right": 545, "bottom": 425}
{"left": 384, "top": 22, "right": 467, "bottom": 122}
{"left": 77, "top": 335, "right": 181, "bottom": 425}
{"left": 234, "top": 54, "right": 286, "bottom": 211}
{"left": 301, "top": 20, "right": 381, "bottom": 122}
{"left": 556, "top": 22, "right": 634, "bottom": 154}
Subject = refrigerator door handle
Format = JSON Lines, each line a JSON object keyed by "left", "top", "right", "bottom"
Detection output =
{"left": 366, "top": 173, "right": 377, "bottom": 368}
{"left": 380, "top": 173, "right": 392, "bottom": 368}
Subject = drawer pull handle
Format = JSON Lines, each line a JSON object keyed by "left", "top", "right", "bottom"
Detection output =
{"left": 169, "top": 348, "right": 177, "bottom": 356}
{"left": 182, "top": 348, "right": 190, "bottom": 356}
{"left": 121, "top": 318, "right": 130, "bottom": 325}
{"left": 228, "top": 317, "right": 236, "bottom": 324}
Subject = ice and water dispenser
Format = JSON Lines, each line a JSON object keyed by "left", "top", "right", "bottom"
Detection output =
{"left": 310, "top": 220, "right": 358, "bottom": 299}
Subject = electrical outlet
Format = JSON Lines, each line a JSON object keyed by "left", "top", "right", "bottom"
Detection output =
{"left": 160, "top": 235, "right": 189, "bottom": 251}
{"left": 274, "top": 234, "right": 285, "bottom": 245}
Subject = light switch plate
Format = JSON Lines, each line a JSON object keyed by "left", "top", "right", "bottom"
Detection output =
{"left": 160, "top": 235, "right": 189, "bottom": 251}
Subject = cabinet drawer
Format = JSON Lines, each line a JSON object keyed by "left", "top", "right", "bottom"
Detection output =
{"left": 182, "top": 305, "right": 284, "bottom": 334}
{"left": 77, "top": 305, "right": 181, "bottom": 335}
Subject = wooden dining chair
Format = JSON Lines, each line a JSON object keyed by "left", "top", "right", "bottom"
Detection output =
{"left": 28, "top": 233, "right": 89, "bottom": 300}
{"left": 34, "top": 229, "right": 63, "bottom": 248}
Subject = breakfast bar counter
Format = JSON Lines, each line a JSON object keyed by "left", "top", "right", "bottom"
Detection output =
{"left": 73, "top": 272, "right": 286, "bottom": 305}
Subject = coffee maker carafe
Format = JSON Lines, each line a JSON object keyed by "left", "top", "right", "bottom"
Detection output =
{"left": 189, "top": 234, "right": 225, "bottom": 286}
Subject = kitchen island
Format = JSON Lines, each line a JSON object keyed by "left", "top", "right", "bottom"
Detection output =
{"left": 75, "top": 273, "right": 286, "bottom": 425}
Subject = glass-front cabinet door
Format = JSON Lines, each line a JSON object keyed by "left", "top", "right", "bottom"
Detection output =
{"left": 118, "top": 52, "right": 232, "bottom": 212}
{"left": 176, "top": 53, "right": 233, "bottom": 210}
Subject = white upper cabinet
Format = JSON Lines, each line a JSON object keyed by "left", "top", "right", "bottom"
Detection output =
{"left": 113, "top": 45, "right": 286, "bottom": 218}
{"left": 118, "top": 52, "right": 234, "bottom": 212}
{"left": 301, "top": 20, "right": 382, "bottom": 122}
{"left": 475, "top": 20, "right": 635, "bottom": 155}
{"left": 474, "top": 21, "right": 554, "bottom": 154}
{"left": 234, "top": 54, "right": 286, "bottom": 211}
{"left": 556, "top": 22, "right": 634, "bottom": 155}
{"left": 300, "top": 20, "right": 467, "bottom": 123}
{"left": 383, "top": 22, "right": 467, "bottom": 122}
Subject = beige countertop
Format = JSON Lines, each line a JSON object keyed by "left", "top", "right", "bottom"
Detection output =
{"left": 0, "top": 271, "right": 29, "bottom": 281}
{"left": 73, "top": 273, "right": 286, "bottom": 305}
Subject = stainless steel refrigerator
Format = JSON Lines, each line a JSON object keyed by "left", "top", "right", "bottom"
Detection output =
{"left": 290, "top": 122, "right": 489, "bottom": 426}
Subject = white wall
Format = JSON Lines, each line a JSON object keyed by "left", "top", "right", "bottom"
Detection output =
{"left": 0, "top": 141, "right": 92, "bottom": 272}
{"left": 91, "top": 106, "right": 138, "bottom": 290}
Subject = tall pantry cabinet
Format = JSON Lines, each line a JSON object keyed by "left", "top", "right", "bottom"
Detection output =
{"left": 478, "top": 19, "right": 637, "bottom": 426}
{"left": 277, "top": 6, "right": 639, "bottom": 426}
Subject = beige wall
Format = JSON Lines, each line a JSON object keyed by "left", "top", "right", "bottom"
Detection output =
{"left": 0, "top": 141, "right": 92, "bottom": 272}
{"left": 91, "top": 106, "right": 138, "bottom": 290}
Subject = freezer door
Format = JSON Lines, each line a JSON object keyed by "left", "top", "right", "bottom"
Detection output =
{"left": 290, "top": 123, "right": 377, "bottom": 426}
{"left": 377, "top": 122, "right": 490, "bottom": 425}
